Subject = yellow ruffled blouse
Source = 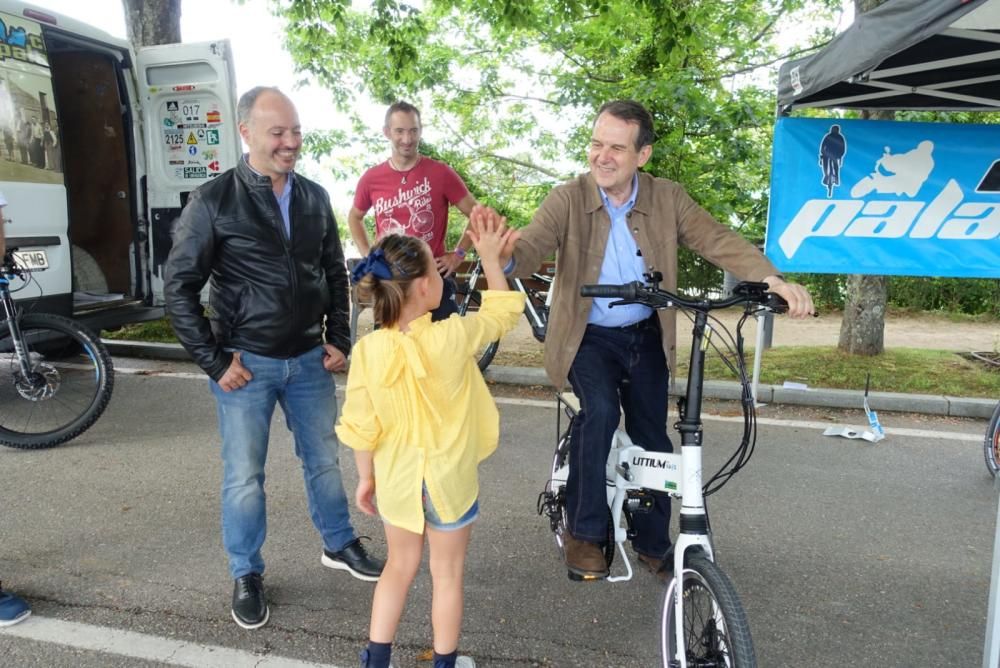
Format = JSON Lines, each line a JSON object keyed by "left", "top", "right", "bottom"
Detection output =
{"left": 336, "top": 290, "right": 526, "bottom": 533}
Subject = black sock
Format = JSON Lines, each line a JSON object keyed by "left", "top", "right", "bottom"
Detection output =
{"left": 433, "top": 650, "right": 458, "bottom": 668}
{"left": 360, "top": 641, "right": 392, "bottom": 668}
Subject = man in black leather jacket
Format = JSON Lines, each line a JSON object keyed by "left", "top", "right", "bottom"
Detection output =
{"left": 164, "top": 87, "right": 383, "bottom": 630}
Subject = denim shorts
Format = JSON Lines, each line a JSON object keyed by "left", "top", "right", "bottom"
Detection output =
{"left": 422, "top": 483, "right": 479, "bottom": 531}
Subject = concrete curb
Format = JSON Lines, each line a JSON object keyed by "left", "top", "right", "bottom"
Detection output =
{"left": 103, "top": 340, "right": 997, "bottom": 420}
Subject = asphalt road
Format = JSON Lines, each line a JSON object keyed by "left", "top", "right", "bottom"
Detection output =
{"left": 0, "top": 358, "right": 993, "bottom": 667}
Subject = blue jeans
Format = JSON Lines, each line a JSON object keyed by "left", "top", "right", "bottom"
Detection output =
{"left": 566, "top": 317, "right": 673, "bottom": 558}
{"left": 210, "top": 346, "right": 356, "bottom": 578}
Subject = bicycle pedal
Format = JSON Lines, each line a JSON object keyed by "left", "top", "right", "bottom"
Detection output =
{"left": 567, "top": 570, "right": 606, "bottom": 582}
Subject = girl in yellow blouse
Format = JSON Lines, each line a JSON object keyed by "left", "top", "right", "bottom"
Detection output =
{"left": 337, "top": 207, "right": 525, "bottom": 668}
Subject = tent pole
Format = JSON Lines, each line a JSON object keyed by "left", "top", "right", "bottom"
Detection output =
{"left": 751, "top": 312, "right": 766, "bottom": 407}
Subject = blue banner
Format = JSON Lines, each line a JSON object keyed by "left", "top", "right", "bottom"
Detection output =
{"left": 765, "top": 117, "right": 1000, "bottom": 278}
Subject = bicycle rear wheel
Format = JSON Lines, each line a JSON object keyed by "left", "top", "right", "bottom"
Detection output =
{"left": 660, "top": 555, "right": 756, "bottom": 668}
{"left": 545, "top": 426, "right": 615, "bottom": 573}
{"left": 985, "top": 401, "right": 1000, "bottom": 477}
{"left": 0, "top": 313, "right": 114, "bottom": 449}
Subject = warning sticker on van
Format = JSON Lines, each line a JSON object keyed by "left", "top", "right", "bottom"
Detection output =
{"left": 158, "top": 96, "right": 230, "bottom": 182}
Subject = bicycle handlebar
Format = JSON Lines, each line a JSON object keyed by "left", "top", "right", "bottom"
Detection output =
{"left": 579, "top": 283, "right": 641, "bottom": 300}
{"left": 1, "top": 247, "right": 27, "bottom": 281}
{"left": 580, "top": 280, "right": 788, "bottom": 314}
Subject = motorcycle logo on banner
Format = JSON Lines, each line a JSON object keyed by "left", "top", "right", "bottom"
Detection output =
{"left": 766, "top": 117, "right": 1000, "bottom": 278}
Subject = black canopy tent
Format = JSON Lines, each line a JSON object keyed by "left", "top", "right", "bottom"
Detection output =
{"left": 772, "top": 2, "right": 1000, "bottom": 666}
{"left": 777, "top": 0, "right": 999, "bottom": 113}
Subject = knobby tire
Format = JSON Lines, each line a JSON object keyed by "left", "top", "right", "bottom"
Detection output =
{"left": 0, "top": 313, "right": 114, "bottom": 449}
{"left": 985, "top": 401, "right": 1000, "bottom": 477}
{"left": 660, "top": 556, "right": 756, "bottom": 668}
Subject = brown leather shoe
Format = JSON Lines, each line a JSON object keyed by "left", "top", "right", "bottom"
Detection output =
{"left": 563, "top": 533, "right": 609, "bottom": 579}
{"left": 637, "top": 551, "right": 673, "bottom": 584}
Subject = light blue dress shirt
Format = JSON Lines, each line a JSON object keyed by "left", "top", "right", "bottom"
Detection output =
{"left": 587, "top": 174, "right": 653, "bottom": 327}
{"left": 244, "top": 155, "right": 293, "bottom": 239}
{"left": 275, "top": 173, "right": 293, "bottom": 240}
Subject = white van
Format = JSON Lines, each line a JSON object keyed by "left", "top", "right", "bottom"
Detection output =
{"left": 0, "top": 1, "right": 239, "bottom": 330}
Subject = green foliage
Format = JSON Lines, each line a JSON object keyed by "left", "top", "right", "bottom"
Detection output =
{"left": 785, "top": 273, "right": 1000, "bottom": 318}
{"left": 273, "top": 0, "right": 840, "bottom": 281}
{"left": 888, "top": 277, "right": 1000, "bottom": 317}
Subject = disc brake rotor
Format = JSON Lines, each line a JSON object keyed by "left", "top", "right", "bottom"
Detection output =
{"left": 14, "top": 363, "right": 60, "bottom": 400}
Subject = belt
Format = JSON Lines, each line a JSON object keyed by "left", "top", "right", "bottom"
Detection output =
{"left": 618, "top": 317, "right": 654, "bottom": 331}
{"left": 589, "top": 314, "right": 656, "bottom": 331}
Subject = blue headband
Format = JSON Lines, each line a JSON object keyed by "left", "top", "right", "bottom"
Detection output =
{"left": 351, "top": 248, "right": 394, "bottom": 284}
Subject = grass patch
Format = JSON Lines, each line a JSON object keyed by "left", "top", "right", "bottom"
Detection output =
{"left": 679, "top": 345, "right": 1000, "bottom": 399}
{"left": 103, "top": 317, "right": 177, "bottom": 343}
{"left": 103, "top": 318, "right": 1000, "bottom": 399}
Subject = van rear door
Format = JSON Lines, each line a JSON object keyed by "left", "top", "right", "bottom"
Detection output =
{"left": 136, "top": 40, "right": 239, "bottom": 304}
{"left": 0, "top": 8, "right": 72, "bottom": 312}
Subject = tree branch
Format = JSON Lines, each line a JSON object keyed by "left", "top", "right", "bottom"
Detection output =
{"left": 483, "top": 152, "right": 568, "bottom": 180}
{"left": 455, "top": 88, "right": 560, "bottom": 107}
{"left": 714, "top": 10, "right": 785, "bottom": 66}
{"left": 715, "top": 41, "right": 834, "bottom": 80}
{"left": 436, "top": 115, "right": 568, "bottom": 181}
{"left": 537, "top": 29, "right": 623, "bottom": 84}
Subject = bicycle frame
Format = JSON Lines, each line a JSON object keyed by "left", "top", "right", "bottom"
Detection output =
{"left": 458, "top": 259, "right": 552, "bottom": 335}
{"left": 667, "top": 308, "right": 721, "bottom": 668}
{"left": 510, "top": 270, "right": 553, "bottom": 342}
{"left": 543, "top": 277, "right": 783, "bottom": 668}
{"left": 552, "top": 309, "right": 718, "bottom": 581}
{"left": 455, "top": 258, "right": 485, "bottom": 315}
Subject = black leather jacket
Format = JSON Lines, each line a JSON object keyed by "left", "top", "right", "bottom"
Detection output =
{"left": 164, "top": 159, "right": 351, "bottom": 381}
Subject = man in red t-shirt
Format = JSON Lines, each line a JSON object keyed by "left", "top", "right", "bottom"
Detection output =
{"left": 348, "top": 101, "right": 477, "bottom": 320}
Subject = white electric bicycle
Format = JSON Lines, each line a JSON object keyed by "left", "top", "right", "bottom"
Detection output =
{"left": 537, "top": 275, "right": 790, "bottom": 668}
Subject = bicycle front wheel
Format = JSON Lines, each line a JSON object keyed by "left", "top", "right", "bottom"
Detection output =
{"left": 0, "top": 313, "right": 114, "bottom": 449}
{"left": 660, "top": 555, "right": 756, "bottom": 668}
{"left": 985, "top": 402, "right": 1000, "bottom": 477}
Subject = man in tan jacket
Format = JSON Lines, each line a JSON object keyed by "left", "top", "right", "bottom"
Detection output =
{"left": 505, "top": 100, "right": 813, "bottom": 580}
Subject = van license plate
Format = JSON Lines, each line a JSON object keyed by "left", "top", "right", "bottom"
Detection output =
{"left": 12, "top": 250, "right": 49, "bottom": 270}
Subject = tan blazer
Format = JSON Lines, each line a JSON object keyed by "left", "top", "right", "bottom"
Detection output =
{"left": 512, "top": 171, "right": 779, "bottom": 389}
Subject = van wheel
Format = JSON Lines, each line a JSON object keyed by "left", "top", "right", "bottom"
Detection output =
{"left": 72, "top": 245, "right": 108, "bottom": 293}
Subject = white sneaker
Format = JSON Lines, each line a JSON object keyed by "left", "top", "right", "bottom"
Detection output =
{"left": 455, "top": 657, "right": 476, "bottom": 668}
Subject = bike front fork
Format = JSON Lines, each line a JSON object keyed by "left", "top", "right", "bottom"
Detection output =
{"left": 1, "top": 286, "right": 33, "bottom": 378}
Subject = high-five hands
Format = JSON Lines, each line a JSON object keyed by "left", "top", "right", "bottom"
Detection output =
{"left": 465, "top": 205, "right": 518, "bottom": 292}
{"left": 465, "top": 205, "right": 518, "bottom": 266}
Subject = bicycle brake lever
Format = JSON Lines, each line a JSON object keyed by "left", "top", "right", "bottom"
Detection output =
{"left": 608, "top": 299, "right": 638, "bottom": 309}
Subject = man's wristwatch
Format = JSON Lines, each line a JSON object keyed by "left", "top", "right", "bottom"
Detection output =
{"left": 454, "top": 247, "right": 467, "bottom": 259}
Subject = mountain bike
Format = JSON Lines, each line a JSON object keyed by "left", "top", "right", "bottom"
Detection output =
{"left": 0, "top": 248, "right": 114, "bottom": 449}
{"left": 454, "top": 255, "right": 553, "bottom": 371}
{"left": 537, "top": 274, "right": 790, "bottom": 668}
{"left": 985, "top": 401, "right": 1000, "bottom": 477}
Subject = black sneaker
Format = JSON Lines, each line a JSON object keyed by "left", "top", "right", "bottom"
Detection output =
{"left": 231, "top": 573, "right": 269, "bottom": 629}
{"left": 321, "top": 538, "right": 384, "bottom": 581}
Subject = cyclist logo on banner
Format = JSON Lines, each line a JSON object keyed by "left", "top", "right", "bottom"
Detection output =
{"left": 766, "top": 117, "right": 1000, "bottom": 278}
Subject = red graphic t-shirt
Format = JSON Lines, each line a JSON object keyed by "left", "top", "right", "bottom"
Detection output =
{"left": 353, "top": 157, "right": 470, "bottom": 257}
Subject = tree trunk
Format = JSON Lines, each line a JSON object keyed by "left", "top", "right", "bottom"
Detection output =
{"left": 122, "top": 0, "right": 182, "bottom": 48}
{"left": 838, "top": 0, "right": 890, "bottom": 355}
{"left": 838, "top": 274, "right": 887, "bottom": 355}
